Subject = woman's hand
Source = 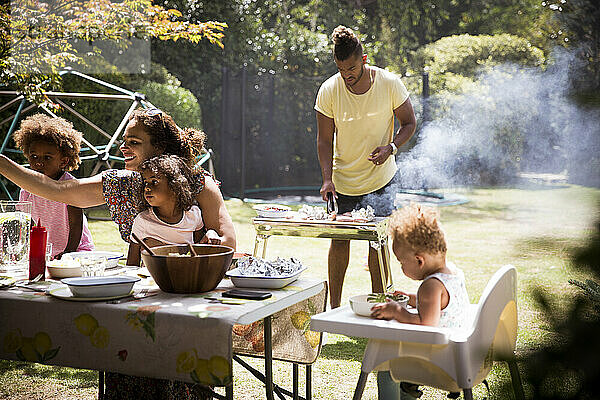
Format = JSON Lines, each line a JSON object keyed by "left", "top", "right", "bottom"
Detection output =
{"left": 0, "top": 155, "right": 105, "bottom": 207}
{"left": 200, "top": 229, "right": 222, "bottom": 245}
{"left": 195, "top": 175, "right": 236, "bottom": 250}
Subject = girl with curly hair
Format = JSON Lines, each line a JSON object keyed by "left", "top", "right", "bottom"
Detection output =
{"left": 13, "top": 113, "right": 94, "bottom": 259}
{"left": 126, "top": 155, "right": 220, "bottom": 266}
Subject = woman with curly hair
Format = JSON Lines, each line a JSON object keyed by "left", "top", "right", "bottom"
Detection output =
{"left": 126, "top": 155, "right": 221, "bottom": 266}
{"left": 1, "top": 107, "right": 235, "bottom": 399}
{"left": 14, "top": 113, "right": 94, "bottom": 259}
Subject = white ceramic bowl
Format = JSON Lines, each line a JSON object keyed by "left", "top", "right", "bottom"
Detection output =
{"left": 46, "top": 260, "right": 82, "bottom": 278}
{"left": 61, "top": 276, "right": 140, "bottom": 298}
{"left": 63, "top": 251, "right": 123, "bottom": 269}
{"left": 253, "top": 204, "right": 291, "bottom": 218}
{"left": 349, "top": 294, "right": 381, "bottom": 317}
{"left": 349, "top": 294, "right": 409, "bottom": 317}
{"left": 226, "top": 266, "right": 306, "bottom": 289}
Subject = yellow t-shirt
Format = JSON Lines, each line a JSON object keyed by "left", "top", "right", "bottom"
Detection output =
{"left": 314, "top": 66, "right": 409, "bottom": 196}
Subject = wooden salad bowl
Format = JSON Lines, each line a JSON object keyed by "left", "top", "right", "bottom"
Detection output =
{"left": 141, "top": 244, "right": 234, "bottom": 293}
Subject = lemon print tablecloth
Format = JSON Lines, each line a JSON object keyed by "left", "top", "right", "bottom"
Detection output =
{"left": 0, "top": 277, "right": 325, "bottom": 387}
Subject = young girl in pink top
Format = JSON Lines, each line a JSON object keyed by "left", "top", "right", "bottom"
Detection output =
{"left": 14, "top": 114, "right": 94, "bottom": 259}
{"left": 126, "top": 155, "right": 221, "bottom": 266}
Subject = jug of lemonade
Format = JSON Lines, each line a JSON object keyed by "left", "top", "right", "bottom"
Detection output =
{"left": 0, "top": 201, "right": 32, "bottom": 273}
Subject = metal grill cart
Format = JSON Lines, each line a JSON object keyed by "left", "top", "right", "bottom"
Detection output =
{"left": 252, "top": 216, "right": 394, "bottom": 292}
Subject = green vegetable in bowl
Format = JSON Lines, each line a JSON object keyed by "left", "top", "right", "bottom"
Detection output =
{"left": 367, "top": 293, "right": 409, "bottom": 303}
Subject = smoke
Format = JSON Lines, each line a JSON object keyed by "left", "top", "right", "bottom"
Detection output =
{"left": 361, "top": 47, "right": 600, "bottom": 213}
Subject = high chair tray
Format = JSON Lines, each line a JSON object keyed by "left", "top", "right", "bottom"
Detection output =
{"left": 310, "top": 305, "right": 451, "bottom": 345}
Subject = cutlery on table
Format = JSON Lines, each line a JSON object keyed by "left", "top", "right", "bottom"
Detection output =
{"left": 106, "top": 288, "right": 158, "bottom": 304}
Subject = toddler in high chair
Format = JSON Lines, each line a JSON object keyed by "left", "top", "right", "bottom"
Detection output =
{"left": 126, "top": 155, "right": 221, "bottom": 266}
{"left": 371, "top": 203, "right": 470, "bottom": 400}
{"left": 14, "top": 114, "right": 94, "bottom": 259}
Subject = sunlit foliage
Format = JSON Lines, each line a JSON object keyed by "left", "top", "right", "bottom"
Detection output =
{"left": 0, "top": 0, "right": 226, "bottom": 106}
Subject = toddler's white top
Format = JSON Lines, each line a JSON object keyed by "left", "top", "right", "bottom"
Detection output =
{"left": 418, "top": 262, "right": 471, "bottom": 329}
{"left": 130, "top": 205, "right": 204, "bottom": 245}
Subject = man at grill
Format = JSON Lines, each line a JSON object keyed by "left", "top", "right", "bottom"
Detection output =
{"left": 314, "top": 25, "right": 417, "bottom": 308}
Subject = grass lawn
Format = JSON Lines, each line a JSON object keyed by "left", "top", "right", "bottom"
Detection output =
{"left": 1, "top": 184, "right": 599, "bottom": 399}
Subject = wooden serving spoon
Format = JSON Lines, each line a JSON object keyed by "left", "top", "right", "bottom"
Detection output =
{"left": 187, "top": 243, "right": 198, "bottom": 257}
{"left": 131, "top": 233, "right": 156, "bottom": 256}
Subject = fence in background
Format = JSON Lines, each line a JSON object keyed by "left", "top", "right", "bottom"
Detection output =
{"left": 216, "top": 67, "right": 428, "bottom": 198}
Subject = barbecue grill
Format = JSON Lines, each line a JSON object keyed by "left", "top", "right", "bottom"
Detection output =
{"left": 252, "top": 216, "right": 393, "bottom": 292}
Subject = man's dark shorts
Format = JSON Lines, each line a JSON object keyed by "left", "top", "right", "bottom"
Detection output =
{"left": 336, "top": 178, "right": 395, "bottom": 217}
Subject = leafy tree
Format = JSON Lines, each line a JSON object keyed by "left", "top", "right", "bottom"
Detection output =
{"left": 544, "top": 0, "right": 600, "bottom": 93}
{"left": 0, "top": 0, "right": 226, "bottom": 106}
{"left": 407, "top": 33, "right": 545, "bottom": 93}
{"left": 365, "top": 0, "right": 557, "bottom": 72}
{"left": 148, "top": 0, "right": 562, "bottom": 191}
{"left": 519, "top": 216, "right": 600, "bottom": 398}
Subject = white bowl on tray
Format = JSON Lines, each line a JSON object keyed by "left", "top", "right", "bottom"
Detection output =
{"left": 225, "top": 266, "right": 306, "bottom": 289}
{"left": 349, "top": 294, "right": 409, "bottom": 317}
{"left": 253, "top": 204, "right": 291, "bottom": 218}
{"left": 61, "top": 276, "right": 140, "bottom": 298}
{"left": 63, "top": 251, "right": 124, "bottom": 269}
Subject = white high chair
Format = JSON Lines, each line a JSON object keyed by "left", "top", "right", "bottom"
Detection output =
{"left": 311, "top": 265, "right": 525, "bottom": 400}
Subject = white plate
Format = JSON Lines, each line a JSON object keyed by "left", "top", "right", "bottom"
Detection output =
{"left": 226, "top": 266, "right": 306, "bottom": 289}
{"left": 253, "top": 204, "right": 291, "bottom": 218}
{"left": 63, "top": 251, "right": 124, "bottom": 268}
{"left": 48, "top": 286, "right": 133, "bottom": 302}
{"left": 61, "top": 276, "right": 139, "bottom": 298}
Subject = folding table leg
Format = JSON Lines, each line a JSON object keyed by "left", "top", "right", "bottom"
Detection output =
{"left": 352, "top": 371, "right": 369, "bottom": 400}
{"left": 264, "top": 316, "right": 275, "bottom": 400}
{"left": 293, "top": 363, "right": 299, "bottom": 400}
{"left": 306, "top": 364, "right": 312, "bottom": 400}
{"left": 98, "top": 370, "right": 104, "bottom": 400}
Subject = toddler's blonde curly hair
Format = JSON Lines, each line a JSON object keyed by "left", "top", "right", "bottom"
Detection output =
{"left": 388, "top": 203, "right": 447, "bottom": 255}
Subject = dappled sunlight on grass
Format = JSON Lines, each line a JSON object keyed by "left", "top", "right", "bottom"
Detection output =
{"left": 320, "top": 335, "right": 368, "bottom": 362}
{"left": 0, "top": 361, "right": 96, "bottom": 386}
{"left": 0, "top": 360, "right": 98, "bottom": 399}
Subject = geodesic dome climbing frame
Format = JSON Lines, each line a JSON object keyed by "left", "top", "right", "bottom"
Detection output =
{"left": 0, "top": 68, "right": 213, "bottom": 200}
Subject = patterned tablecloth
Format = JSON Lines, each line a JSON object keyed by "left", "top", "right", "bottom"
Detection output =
{"left": 0, "top": 276, "right": 326, "bottom": 387}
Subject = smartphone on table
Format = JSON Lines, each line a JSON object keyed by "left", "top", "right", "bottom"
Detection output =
{"left": 222, "top": 289, "right": 272, "bottom": 300}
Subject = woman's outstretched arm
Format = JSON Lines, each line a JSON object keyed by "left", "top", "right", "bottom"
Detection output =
{"left": 0, "top": 155, "right": 105, "bottom": 207}
{"left": 196, "top": 175, "right": 236, "bottom": 250}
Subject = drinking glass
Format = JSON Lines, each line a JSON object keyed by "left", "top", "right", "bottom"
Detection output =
{"left": 0, "top": 201, "right": 32, "bottom": 274}
{"left": 46, "top": 243, "right": 53, "bottom": 263}
{"left": 80, "top": 257, "right": 107, "bottom": 277}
